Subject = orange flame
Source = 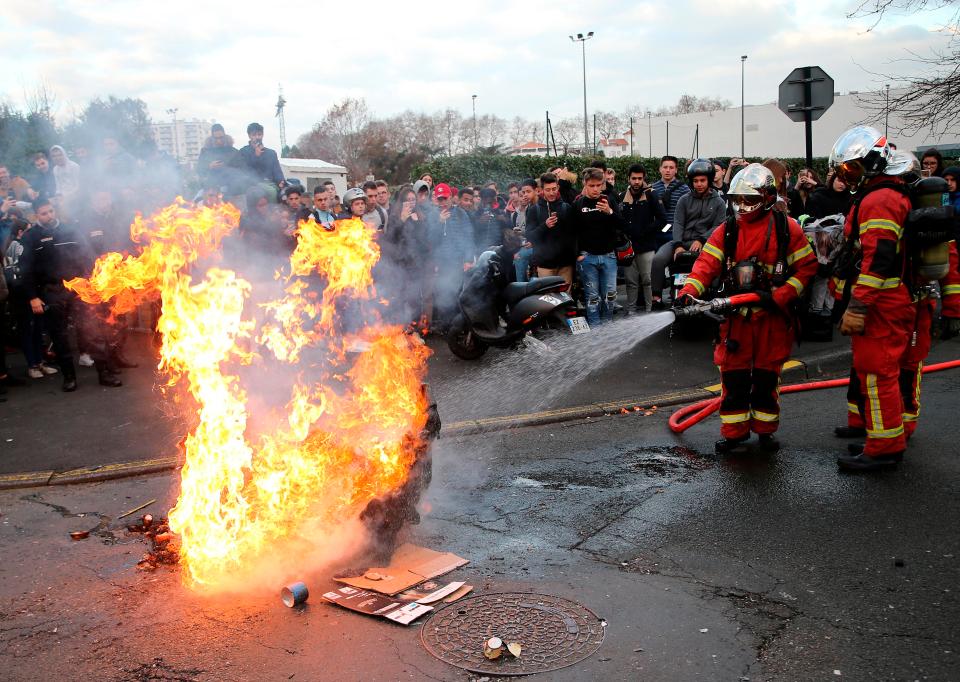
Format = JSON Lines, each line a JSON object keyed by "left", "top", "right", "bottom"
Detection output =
{"left": 67, "top": 211, "right": 431, "bottom": 589}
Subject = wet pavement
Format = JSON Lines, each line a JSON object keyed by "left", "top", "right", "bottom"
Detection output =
{"left": 1, "top": 338, "right": 958, "bottom": 680}
{"left": 0, "top": 315, "right": 852, "bottom": 476}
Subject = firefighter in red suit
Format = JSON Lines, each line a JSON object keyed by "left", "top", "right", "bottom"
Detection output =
{"left": 898, "top": 241, "right": 960, "bottom": 437}
{"left": 676, "top": 164, "right": 817, "bottom": 454}
{"left": 828, "top": 127, "right": 922, "bottom": 471}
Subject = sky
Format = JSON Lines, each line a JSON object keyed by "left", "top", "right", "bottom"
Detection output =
{"left": 1, "top": 0, "right": 955, "bottom": 149}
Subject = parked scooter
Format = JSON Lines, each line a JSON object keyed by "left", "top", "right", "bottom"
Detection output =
{"left": 447, "top": 248, "right": 581, "bottom": 360}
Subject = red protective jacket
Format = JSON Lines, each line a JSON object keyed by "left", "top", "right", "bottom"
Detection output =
{"left": 940, "top": 242, "right": 960, "bottom": 318}
{"left": 680, "top": 209, "right": 817, "bottom": 312}
{"left": 845, "top": 177, "right": 913, "bottom": 312}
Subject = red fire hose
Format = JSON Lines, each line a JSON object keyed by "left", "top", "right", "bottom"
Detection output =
{"left": 668, "top": 358, "right": 960, "bottom": 433}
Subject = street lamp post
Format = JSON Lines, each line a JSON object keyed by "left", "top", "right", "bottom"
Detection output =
{"left": 166, "top": 108, "right": 179, "bottom": 164}
{"left": 647, "top": 109, "right": 652, "bottom": 157}
{"left": 740, "top": 56, "right": 747, "bottom": 159}
{"left": 569, "top": 32, "right": 594, "bottom": 154}
{"left": 884, "top": 84, "right": 890, "bottom": 139}
{"left": 472, "top": 94, "right": 478, "bottom": 150}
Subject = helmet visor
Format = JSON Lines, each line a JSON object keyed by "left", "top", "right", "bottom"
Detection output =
{"left": 730, "top": 195, "right": 763, "bottom": 214}
{"left": 835, "top": 159, "right": 865, "bottom": 189}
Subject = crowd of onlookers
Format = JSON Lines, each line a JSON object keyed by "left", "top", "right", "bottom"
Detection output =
{"left": 2, "top": 117, "right": 959, "bottom": 398}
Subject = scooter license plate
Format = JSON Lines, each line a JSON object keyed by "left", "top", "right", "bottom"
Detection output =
{"left": 538, "top": 292, "right": 572, "bottom": 306}
{"left": 566, "top": 317, "right": 591, "bottom": 334}
{"left": 673, "top": 273, "right": 688, "bottom": 285}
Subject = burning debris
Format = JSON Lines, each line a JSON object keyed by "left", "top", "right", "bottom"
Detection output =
{"left": 127, "top": 514, "right": 180, "bottom": 572}
{"left": 65, "top": 204, "right": 435, "bottom": 590}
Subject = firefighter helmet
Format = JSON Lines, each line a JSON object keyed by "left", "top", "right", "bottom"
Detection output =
{"left": 828, "top": 126, "right": 893, "bottom": 191}
{"left": 726, "top": 163, "right": 778, "bottom": 215}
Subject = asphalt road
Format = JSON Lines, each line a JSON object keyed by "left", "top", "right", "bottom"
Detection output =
{"left": 0, "top": 340, "right": 958, "bottom": 680}
{"left": 0, "top": 314, "right": 852, "bottom": 476}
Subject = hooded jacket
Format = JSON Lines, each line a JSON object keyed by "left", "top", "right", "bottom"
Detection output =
{"left": 49, "top": 146, "right": 81, "bottom": 204}
{"left": 620, "top": 186, "right": 666, "bottom": 253}
{"left": 197, "top": 135, "right": 241, "bottom": 189}
{"left": 525, "top": 198, "right": 576, "bottom": 268}
{"left": 671, "top": 187, "right": 726, "bottom": 248}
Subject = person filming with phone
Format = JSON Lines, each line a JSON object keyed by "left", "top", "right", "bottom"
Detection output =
{"left": 238, "top": 122, "right": 284, "bottom": 194}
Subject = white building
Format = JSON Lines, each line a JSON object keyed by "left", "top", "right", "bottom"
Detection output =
{"left": 598, "top": 137, "right": 629, "bottom": 158}
{"left": 279, "top": 158, "right": 349, "bottom": 198}
{"left": 507, "top": 141, "right": 550, "bottom": 156}
{"left": 152, "top": 118, "right": 212, "bottom": 166}
{"left": 634, "top": 90, "right": 958, "bottom": 160}
{"left": 509, "top": 90, "right": 958, "bottom": 161}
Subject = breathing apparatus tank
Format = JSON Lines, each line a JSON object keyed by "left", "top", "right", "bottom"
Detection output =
{"left": 910, "top": 176, "right": 953, "bottom": 281}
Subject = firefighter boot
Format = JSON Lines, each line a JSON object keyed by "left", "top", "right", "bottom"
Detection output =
{"left": 834, "top": 426, "right": 867, "bottom": 438}
{"left": 837, "top": 445, "right": 903, "bottom": 472}
{"left": 715, "top": 435, "right": 749, "bottom": 455}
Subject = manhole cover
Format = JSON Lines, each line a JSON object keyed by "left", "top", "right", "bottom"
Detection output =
{"left": 420, "top": 592, "right": 605, "bottom": 676}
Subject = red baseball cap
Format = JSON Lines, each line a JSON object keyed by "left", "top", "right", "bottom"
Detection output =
{"left": 433, "top": 183, "right": 453, "bottom": 199}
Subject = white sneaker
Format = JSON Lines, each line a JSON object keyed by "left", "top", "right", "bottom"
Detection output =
{"left": 78, "top": 353, "right": 94, "bottom": 367}
{"left": 40, "top": 364, "right": 59, "bottom": 375}
{"left": 27, "top": 367, "right": 44, "bottom": 379}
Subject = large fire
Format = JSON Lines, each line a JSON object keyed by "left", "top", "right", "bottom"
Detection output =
{"left": 66, "top": 201, "right": 433, "bottom": 589}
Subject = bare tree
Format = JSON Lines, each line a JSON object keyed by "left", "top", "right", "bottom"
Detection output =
{"left": 476, "top": 114, "right": 508, "bottom": 150}
{"left": 850, "top": 0, "right": 960, "bottom": 134}
{"left": 594, "top": 110, "right": 623, "bottom": 141}
{"left": 554, "top": 117, "right": 583, "bottom": 154}
{"left": 296, "top": 98, "right": 371, "bottom": 180}
{"left": 24, "top": 81, "right": 58, "bottom": 121}
{"left": 622, "top": 103, "right": 648, "bottom": 121}
{"left": 509, "top": 116, "right": 529, "bottom": 146}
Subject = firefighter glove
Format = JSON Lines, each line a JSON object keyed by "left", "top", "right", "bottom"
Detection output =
{"left": 839, "top": 309, "right": 867, "bottom": 336}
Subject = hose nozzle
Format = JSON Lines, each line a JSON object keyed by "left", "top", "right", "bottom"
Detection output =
{"left": 674, "top": 293, "right": 761, "bottom": 317}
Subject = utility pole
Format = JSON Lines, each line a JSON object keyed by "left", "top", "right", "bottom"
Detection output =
{"left": 165, "top": 108, "right": 179, "bottom": 164}
{"left": 593, "top": 113, "right": 597, "bottom": 154}
{"left": 884, "top": 84, "right": 890, "bottom": 139}
{"left": 741, "top": 55, "right": 747, "bottom": 159}
{"left": 472, "top": 94, "right": 478, "bottom": 150}
{"left": 647, "top": 110, "right": 652, "bottom": 157}
{"left": 569, "top": 32, "right": 594, "bottom": 154}
{"left": 629, "top": 116, "right": 634, "bottom": 156}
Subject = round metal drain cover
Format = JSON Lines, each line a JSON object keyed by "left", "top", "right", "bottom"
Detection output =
{"left": 420, "top": 592, "right": 605, "bottom": 676}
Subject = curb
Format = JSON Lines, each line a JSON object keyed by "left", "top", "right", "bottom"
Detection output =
{"left": 0, "top": 347, "right": 854, "bottom": 491}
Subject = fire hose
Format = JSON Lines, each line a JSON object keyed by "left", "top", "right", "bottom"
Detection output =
{"left": 668, "top": 293, "right": 960, "bottom": 432}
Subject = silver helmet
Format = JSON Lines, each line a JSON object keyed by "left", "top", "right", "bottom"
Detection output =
{"left": 885, "top": 149, "right": 922, "bottom": 183}
{"left": 727, "top": 163, "right": 778, "bottom": 215}
{"left": 342, "top": 187, "right": 366, "bottom": 208}
{"left": 828, "top": 126, "right": 892, "bottom": 191}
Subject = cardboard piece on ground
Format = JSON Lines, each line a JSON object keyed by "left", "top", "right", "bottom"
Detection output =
{"left": 443, "top": 584, "right": 474, "bottom": 603}
{"left": 335, "top": 543, "right": 469, "bottom": 595}
{"left": 398, "top": 581, "right": 465, "bottom": 604}
{"left": 321, "top": 586, "right": 433, "bottom": 625}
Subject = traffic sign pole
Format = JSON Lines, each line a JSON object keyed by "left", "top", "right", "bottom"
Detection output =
{"left": 803, "top": 67, "right": 814, "bottom": 167}
{"left": 778, "top": 66, "right": 834, "bottom": 168}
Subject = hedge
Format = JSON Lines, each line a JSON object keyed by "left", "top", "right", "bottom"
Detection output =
{"left": 411, "top": 153, "right": 835, "bottom": 194}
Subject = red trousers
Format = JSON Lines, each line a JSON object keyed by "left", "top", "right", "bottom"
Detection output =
{"left": 715, "top": 311, "right": 794, "bottom": 439}
{"left": 845, "top": 298, "right": 917, "bottom": 456}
